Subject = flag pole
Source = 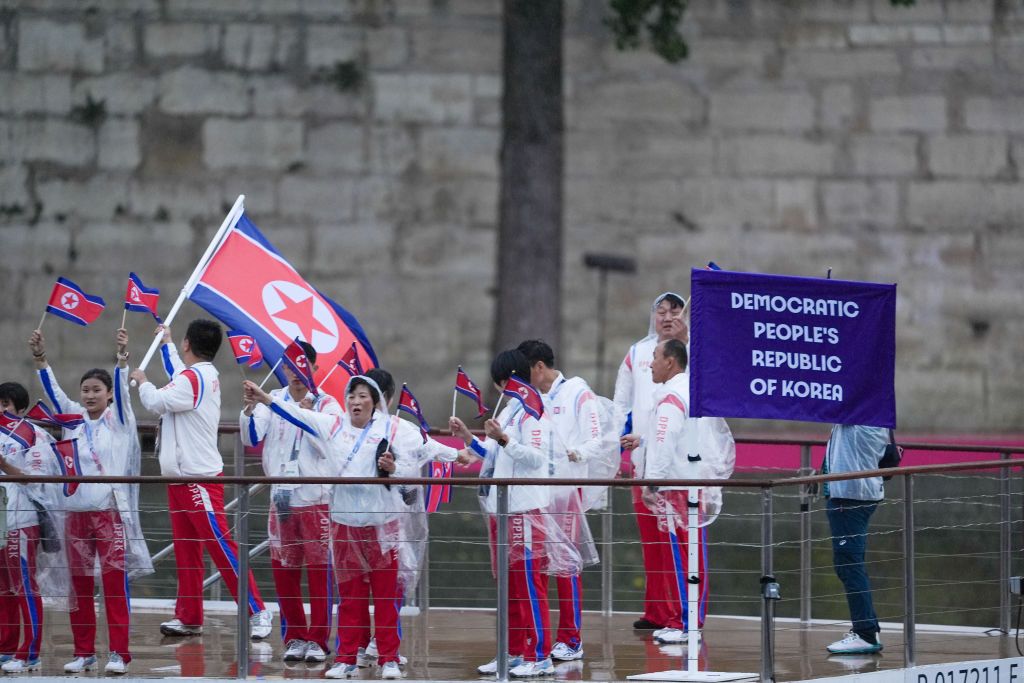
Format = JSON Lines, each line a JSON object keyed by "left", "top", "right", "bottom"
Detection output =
{"left": 491, "top": 392, "right": 504, "bottom": 418}
{"left": 133, "top": 195, "right": 245, "bottom": 380}
{"left": 316, "top": 363, "right": 340, "bottom": 391}
{"left": 120, "top": 309, "right": 127, "bottom": 329}
{"left": 258, "top": 358, "right": 283, "bottom": 390}
{"left": 37, "top": 311, "right": 47, "bottom": 332}
{"left": 451, "top": 387, "right": 457, "bottom": 418}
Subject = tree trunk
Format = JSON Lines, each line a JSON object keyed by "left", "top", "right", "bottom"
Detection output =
{"left": 493, "top": 0, "right": 564, "bottom": 356}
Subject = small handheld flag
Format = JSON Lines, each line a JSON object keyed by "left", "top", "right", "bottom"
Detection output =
{"left": 339, "top": 342, "right": 364, "bottom": 376}
{"left": 502, "top": 374, "right": 544, "bottom": 420}
{"left": 26, "top": 401, "right": 85, "bottom": 430}
{"left": 124, "top": 272, "right": 161, "bottom": 322}
{"left": 50, "top": 439, "right": 83, "bottom": 496}
{"left": 0, "top": 411, "right": 36, "bottom": 450}
{"left": 425, "top": 461, "right": 454, "bottom": 513}
{"left": 397, "top": 384, "right": 431, "bottom": 442}
{"left": 282, "top": 338, "right": 318, "bottom": 397}
{"left": 44, "top": 277, "right": 105, "bottom": 327}
{"left": 455, "top": 366, "right": 489, "bottom": 417}
{"left": 226, "top": 330, "right": 264, "bottom": 369}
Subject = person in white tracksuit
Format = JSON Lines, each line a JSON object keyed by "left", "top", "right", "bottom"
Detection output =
{"left": 240, "top": 340, "right": 341, "bottom": 665}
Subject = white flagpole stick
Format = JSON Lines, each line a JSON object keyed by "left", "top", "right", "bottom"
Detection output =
{"left": 133, "top": 194, "right": 246, "bottom": 382}
{"left": 37, "top": 311, "right": 47, "bottom": 332}
{"left": 491, "top": 392, "right": 504, "bottom": 418}
{"left": 120, "top": 309, "right": 127, "bottom": 329}
{"left": 451, "top": 387, "right": 457, "bottom": 418}
{"left": 316, "top": 363, "right": 341, "bottom": 391}
{"left": 258, "top": 357, "right": 283, "bottom": 390}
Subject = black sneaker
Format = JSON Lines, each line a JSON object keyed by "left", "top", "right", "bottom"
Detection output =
{"left": 632, "top": 618, "right": 663, "bottom": 630}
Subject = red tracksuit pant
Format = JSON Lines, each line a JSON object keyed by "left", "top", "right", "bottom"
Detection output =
{"left": 652, "top": 490, "right": 708, "bottom": 630}
{"left": 554, "top": 574, "right": 582, "bottom": 649}
{"left": 271, "top": 505, "right": 333, "bottom": 651}
{"left": 0, "top": 526, "right": 42, "bottom": 662}
{"left": 633, "top": 487, "right": 675, "bottom": 627}
{"left": 66, "top": 509, "right": 131, "bottom": 661}
{"left": 167, "top": 483, "right": 265, "bottom": 625}
{"left": 332, "top": 522, "right": 401, "bottom": 666}
{"left": 489, "top": 512, "right": 551, "bottom": 662}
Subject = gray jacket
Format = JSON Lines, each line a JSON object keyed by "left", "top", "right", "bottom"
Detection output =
{"left": 824, "top": 424, "right": 889, "bottom": 501}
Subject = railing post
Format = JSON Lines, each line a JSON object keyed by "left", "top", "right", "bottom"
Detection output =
{"left": 760, "top": 486, "right": 775, "bottom": 683}
{"left": 496, "top": 485, "right": 510, "bottom": 682}
{"left": 1000, "top": 452, "right": 1012, "bottom": 634}
{"left": 601, "top": 488, "right": 614, "bottom": 616}
{"left": 418, "top": 541, "right": 430, "bottom": 614}
{"left": 235, "top": 436, "right": 249, "bottom": 679}
{"left": 799, "top": 444, "right": 812, "bottom": 624}
{"left": 903, "top": 474, "right": 916, "bottom": 668}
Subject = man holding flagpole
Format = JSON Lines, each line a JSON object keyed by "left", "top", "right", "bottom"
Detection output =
{"left": 130, "top": 320, "right": 273, "bottom": 640}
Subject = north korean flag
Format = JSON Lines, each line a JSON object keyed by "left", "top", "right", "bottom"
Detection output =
{"left": 0, "top": 412, "right": 36, "bottom": 450}
{"left": 124, "top": 272, "right": 161, "bottom": 321}
{"left": 502, "top": 374, "right": 544, "bottom": 420}
{"left": 425, "top": 461, "right": 453, "bottom": 513}
{"left": 46, "top": 277, "right": 105, "bottom": 327}
{"left": 336, "top": 341, "right": 364, "bottom": 377}
{"left": 282, "top": 338, "right": 318, "bottom": 397}
{"left": 226, "top": 330, "right": 264, "bottom": 369}
{"left": 455, "top": 366, "right": 489, "bottom": 417}
{"left": 397, "top": 384, "right": 430, "bottom": 441}
{"left": 26, "top": 401, "right": 85, "bottom": 431}
{"left": 50, "top": 438, "right": 83, "bottom": 496}
{"left": 188, "top": 213, "right": 376, "bottom": 401}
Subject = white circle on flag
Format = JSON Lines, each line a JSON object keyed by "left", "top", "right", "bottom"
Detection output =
{"left": 129, "top": 285, "right": 141, "bottom": 303}
{"left": 262, "top": 280, "right": 339, "bottom": 352}
{"left": 238, "top": 338, "right": 252, "bottom": 353}
{"left": 61, "top": 292, "right": 80, "bottom": 310}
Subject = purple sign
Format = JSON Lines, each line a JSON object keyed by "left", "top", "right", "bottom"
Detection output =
{"left": 689, "top": 269, "right": 896, "bottom": 428}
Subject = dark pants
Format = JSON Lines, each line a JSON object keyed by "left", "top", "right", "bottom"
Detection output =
{"left": 826, "top": 498, "right": 880, "bottom": 640}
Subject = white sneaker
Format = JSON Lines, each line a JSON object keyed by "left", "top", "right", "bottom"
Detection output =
{"left": 1, "top": 659, "right": 39, "bottom": 673}
{"left": 826, "top": 632, "right": 883, "bottom": 654}
{"left": 549, "top": 642, "right": 583, "bottom": 661}
{"left": 283, "top": 640, "right": 308, "bottom": 662}
{"left": 654, "top": 628, "right": 702, "bottom": 644}
{"left": 478, "top": 655, "right": 523, "bottom": 674}
{"left": 380, "top": 661, "right": 401, "bottom": 679}
{"left": 160, "top": 618, "right": 202, "bottom": 636}
{"left": 510, "top": 658, "right": 555, "bottom": 677}
{"left": 326, "top": 662, "right": 359, "bottom": 678}
{"left": 305, "top": 642, "right": 327, "bottom": 663}
{"left": 365, "top": 638, "right": 378, "bottom": 658}
{"left": 652, "top": 627, "right": 672, "bottom": 638}
{"left": 105, "top": 653, "right": 128, "bottom": 675}
{"left": 64, "top": 656, "right": 97, "bottom": 673}
{"left": 249, "top": 609, "right": 273, "bottom": 640}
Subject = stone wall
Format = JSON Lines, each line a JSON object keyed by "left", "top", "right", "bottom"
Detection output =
{"left": 0, "top": 0, "right": 1021, "bottom": 432}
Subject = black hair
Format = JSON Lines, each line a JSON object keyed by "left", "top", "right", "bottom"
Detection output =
{"left": 297, "top": 340, "right": 317, "bottom": 364}
{"left": 80, "top": 368, "right": 113, "bottom": 392}
{"left": 490, "top": 349, "right": 532, "bottom": 385}
{"left": 516, "top": 339, "right": 555, "bottom": 368}
{"left": 365, "top": 368, "right": 395, "bottom": 403}
{"left": 185, "top": 319, "right": 222, "bottom": 361}
{"left": 347, "top": 376, "right": 381, "bottom": 407}
{"left": 657, "top": 293, "right": 686, "bottom": 309}
{"left": 0, "top": 382, "right": 29, "bottom": 413}
{"left": 662, "top": 338, "right": 688, "bottom": 371}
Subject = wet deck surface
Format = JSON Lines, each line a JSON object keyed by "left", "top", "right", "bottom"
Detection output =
{"left": 18, "top": 606, "right": 1013, "bottom": 681}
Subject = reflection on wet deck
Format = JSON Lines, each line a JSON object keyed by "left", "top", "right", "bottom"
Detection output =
{"left": 25, "top": 605, "right": 1012, "bottom": 681}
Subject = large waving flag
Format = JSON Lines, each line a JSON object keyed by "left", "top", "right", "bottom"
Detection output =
{"left": 425, "top": 461, "right": 454, "bottom": 513}
{"left": 51, "top": 438, "right": 83, "bottom": 496}
{"left": 397, "top": 384, "right": 430, "bottom": 441}
{"left": 502, "top": 374, "right": 544, "bottom": 420}
{"left": 187, "top": 213, "right": 376, "bottom": 400}
{"left": 46, "top": 277, "right": 105, "bottom": 326}
{"left": 125, "top": 272, "right": 161, "bottom": 321}
{"left": 27, "top": 401, "right": 85, "bottom": 431}
{"left": 0, "top": 412, "right": 36, "bottom": 450}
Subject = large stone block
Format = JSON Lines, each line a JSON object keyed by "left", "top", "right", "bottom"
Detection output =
{"left": 911, "top": 46, "right": 994, "bottom": 70}
{"left": 896, "top": 368, "right": 985, "bottom": 431}
{"left": 942, "top": 24, "right": 991, "bottom": 44}
{"left": 850, "top": 134, "right": 918, "bottom": 176}
{"left": 820, "top": 83, "right": 857, "bottom": 130}
{"left": 907, "top": 181, "right": 1024, "bottom": 229}
{"left": 0, "top": 224, "right": 72, "bottom": 274}
{"left": 871, "top": 0, "right": 944, "bottom": 22}
{"left": 870, "top": 95, "right": 946, "bottom": 131}
{"left": 308, "top": 223, "right": 396, "bottom": 275}
{"left": 928, "top": 135, "right": 1007, "bottom": 178}
{"left": 17, "top": 18, "right": 104, "bottom": 73}
{"left": 946, "top": 0, "right": 995, "bottom": 22}
{"left": 717, "top": 136, "right": 834, "bottom": 176}
{"left": 396, "top": 223, "right": 494, "bottom": 278}
{"left": 98, "top": 118, "right": 141, "bottom": 170}
{"left": 709, "top": 91, "right": 815, "bottom": 131}
{"left": 0, "top": 74, "right": 71, "bottom": 114}
{"left": 4, "top": 119, "right": 95, "bottom": 166}
{"left": 571, "top": 80, "right": 704, "bottom": 128}
{"left": 144, "top": 23, "right": 219, "bottom": 58}
{"left": 822, "top": 180, "right": 900, "bottom": 227}
{"left": 306, "top": 25, "right": 362, "bottom": 68}
{"left": 373, "top": 73, "right": 473, "bottom": 125}
{"left": 783, "top": 48, "right": 900, "bottom": 79}
{"left": 278, "top": 175, "right": 356, "bottom": 221}
{"left": 73, "top": 74, "right": 158, "bottom": 115}
{"left": 774, "top": 180, "right": 819, "bottom": 231}
{"left": 964, "top": 97, "right": 1024, "bottom": 133}
{"left": 224, "top": 24, "right": 278, "bottom": 70}
{"left": 159, "top": 67, "right": 249, "bottom": 115}
{"left": 305, "top": 123, "right": 366, "bottom": 173}
{"left": 127, "top": 179, "right": 228, "bottom": 221}
{"left": 419, "top": 127, "right": 499, "bottom": 178}
{"left": 35, "top": 175, "right": 131, "bottom": 221}
{"left": 202, "top": 119, "right": 303, "bottom": 170}
{"left": 367, "top": 27, "right": 409, "bottom": 70}
{"left": 848, "top": 24, "right": 941, "bottom": 45}
{"left": 410, "top": 27, "right": 501, "bottom": 73}
{"left": 0, "top": 164, "right": 30, "bottom": 211}
{"left": 676, "top": 178, "right": 777, "bottom": 230}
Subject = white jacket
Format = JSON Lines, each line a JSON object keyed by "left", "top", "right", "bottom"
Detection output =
{"left": 242, "top": 388, "right": 342, "bottom": 507}
{"left": 38, "top": 366, "right": 135, "bottom": 512}
{"left": 138, "top": 344, "right": 222, "bottom": 477}
{"left": 613, "top": 335, "right": 658, "bottom": 472}
{"left": 1, "top": 424, "right": 55, "bottom": 530}
{"left": 473, "top": 403, "right": 552, "bottom": 514}
{"left": 543, "top": 373, "right": 603, "bottom": 479}
{"left": 268, "top": 400, "right": 410, "bottom": 527}
{"left": 641, "top": 373, "right": 705, "bottom": 488}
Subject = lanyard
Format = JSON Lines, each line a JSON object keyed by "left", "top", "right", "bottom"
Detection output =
{"left": 82, "top": 417, "right": 106, "bottom": 475}
{"left": 339, "top": 418, "right": 375, "bottom": 475}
